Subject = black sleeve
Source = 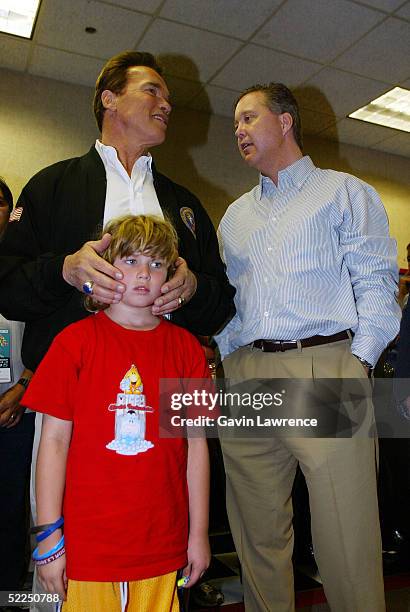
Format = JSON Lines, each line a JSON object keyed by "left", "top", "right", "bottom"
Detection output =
{"left": 181, "top": 203, "right": 236, "bottom": 336}
{"left": 162, "top": 181, "right": 235, "bottom": 337}
{"left": 0, "top": 168, "right": 74, "bottom": 322}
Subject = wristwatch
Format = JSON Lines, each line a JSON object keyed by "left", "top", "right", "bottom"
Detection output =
{"left": 17, "top": 377, "right": 30, "bottom": 390}
{"left": 353, "top": 355, "right": 373, "bottom": 370}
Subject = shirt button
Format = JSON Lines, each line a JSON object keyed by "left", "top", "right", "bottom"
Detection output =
{"left": 267, "top": 246, "right": 273, "bottom": 252}
{"left": 264, "top": 311, "right": 269, "bottom": 317}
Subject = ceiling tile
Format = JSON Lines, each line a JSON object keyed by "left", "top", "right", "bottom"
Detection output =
{"left": 394, "top": 1, "right": 410, "bottom": 19}
{"left": 318, "top": 117, "right": 399, "bottom": 147}
{"left": 252, "top": 0, "right": 383, "bottom": 63}
{"left": 140, "top": 19, "right": 241, "bottom": 82}
{"left": 189, "top": 85, "right": 240, "bottom": 117}
{"left": 28, "top": 46, "right": 104, "bottom": 87}
{"left": 35, "top": 0, "right": 150, "bottom": 58}
{"left": 372, "top": 133, "right": 410, "bottom": 156}
{"left": 334, "top": 17, "right": 410, "bottom": 83}
{"left": 299, "top": 108, "right": 336, "bottom": 135}
{"left": 359, "top": 0, "right": 404, "bottom": 11}
{"left": 160, "top": 0, "right": 282, "bottom": 39}
{"left": 211, "top": 44, "right": 321, "bottom": 91}
{"left": 0, "top": 34, "right": 30, "bottom": 72}
{"left": 299, "top": 68, "right": 389, "bottom": 117}
{"left": 162, "top": 74, "right": 203, "bottom": 106}
{"left": 101, "top": 0, "right": 162, "bottom": 14}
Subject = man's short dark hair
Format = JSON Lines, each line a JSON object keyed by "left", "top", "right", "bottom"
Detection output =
{"left": 0, "top": 177, "right": 13, "bottom": 212}
{"left": 93, "top": 51, "right": 163, "bottom": 132}
{"left": 235, "top": 83, "right": 303, "bottom": 150}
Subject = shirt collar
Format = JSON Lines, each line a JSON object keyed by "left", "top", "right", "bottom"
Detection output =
{"left": 257, "top": 155, "right": 316, "bottom": 199}
{"left": 95, "top": 140, "right": 153, "bottom": 173}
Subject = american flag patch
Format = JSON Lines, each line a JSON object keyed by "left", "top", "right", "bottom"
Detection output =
{"left": 9, "top": 207, "right": 23, "bottom": 222}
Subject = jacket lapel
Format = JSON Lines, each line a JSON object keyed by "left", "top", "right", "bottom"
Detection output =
{"left": 152, "top": 163, "right": 180, "bottom": 228}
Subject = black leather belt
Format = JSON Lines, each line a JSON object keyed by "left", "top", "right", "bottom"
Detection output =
{"left": 251, "top": 330, "right": 350, "bottom": 353}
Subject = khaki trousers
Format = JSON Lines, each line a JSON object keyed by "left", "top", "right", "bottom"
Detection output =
{"left": 220, "top": 339, "right": 385, "bottom": 612}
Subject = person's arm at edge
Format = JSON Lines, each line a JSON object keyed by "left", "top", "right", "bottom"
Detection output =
{"left": 0, "top": 179, "right": 72, "bottom": 321}
{"left": 182, "top": 436, "right": 211, "bottom": 587}
{"left": 396, "top": 305, "right": 410, "bottom": 379}
{"left": 35, "top": 414, "right": 72, "bottom": 600}
{"left": 0, "top": 367, "right": 33, "bottom": 428}
{"left": 394, "top": 305, "right": 410, "bottom": 418}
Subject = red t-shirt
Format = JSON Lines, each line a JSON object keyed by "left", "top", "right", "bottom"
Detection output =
{"left": 24, "top": 312, "right": 210, "bottom": 581}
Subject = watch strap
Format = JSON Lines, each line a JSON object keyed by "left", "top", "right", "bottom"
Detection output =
{"left": 17, "top": 377, "right": 30, "bottom": 390}
{"left": 353, "top": 355, "right": 373, "bottom": 370}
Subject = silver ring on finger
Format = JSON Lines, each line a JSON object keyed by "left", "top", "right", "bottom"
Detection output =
{"left": 178, "top": 296, "right": 186, "bottom": 307}
{"left": 83, "top": 280, "right": 94, "bottom": 295}
{"left": 10, "top": 414, "right": 15, "bottom": 420}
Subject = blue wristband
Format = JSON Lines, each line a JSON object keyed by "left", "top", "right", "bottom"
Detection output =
{"left": 36, "top": 516, "right": 64, "bottom": 543}
{"left": 33, "top": 535, "right": 65, "bottom": 561}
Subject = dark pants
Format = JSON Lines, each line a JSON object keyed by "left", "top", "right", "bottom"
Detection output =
{"left": 379, "top": 438, "right": 410, "bottom": 542}
{"left": 0, "top": 412, "right": 35, "bottom": 589}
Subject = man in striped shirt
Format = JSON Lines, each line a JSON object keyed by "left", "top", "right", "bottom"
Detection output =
{"left": 215, "top": 83, "right": 400, "bottom": 611}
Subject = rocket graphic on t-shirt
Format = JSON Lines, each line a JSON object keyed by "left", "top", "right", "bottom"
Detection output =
{"left": 106, "top": 364, "right": 154, "bottom": 456}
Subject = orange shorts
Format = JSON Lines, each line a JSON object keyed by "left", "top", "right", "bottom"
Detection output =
{"left": 61, "top": 571, "right": 180, "bottom": 612}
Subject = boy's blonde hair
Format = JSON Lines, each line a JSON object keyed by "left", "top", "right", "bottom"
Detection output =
{"left": 86, "top": 214, "right": 178, "bottom": 312}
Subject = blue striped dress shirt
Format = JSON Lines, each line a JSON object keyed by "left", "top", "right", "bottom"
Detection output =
{"left": 215, "top": 156, "right": 401, "bottom": 365}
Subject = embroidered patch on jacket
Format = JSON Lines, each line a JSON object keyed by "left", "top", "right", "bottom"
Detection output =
{"left": 180, "top": 207, "right": 196, "bottom": 238}
{"left": 9, "top": 207, "right": 23, "bottom": 222}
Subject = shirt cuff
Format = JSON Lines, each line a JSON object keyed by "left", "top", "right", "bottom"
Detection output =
{"left": 351, "top": 335, "right": 387, "bottom": 369}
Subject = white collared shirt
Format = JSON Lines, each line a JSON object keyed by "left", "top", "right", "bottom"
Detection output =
{"left": 95, "top": 140, "right": 163, "bottom": 226}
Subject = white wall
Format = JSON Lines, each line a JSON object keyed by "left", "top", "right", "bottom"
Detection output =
{"left": 0, "top": 68, "right": 98, "bottom": 196}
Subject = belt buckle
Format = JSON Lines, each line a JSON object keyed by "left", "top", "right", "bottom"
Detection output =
{"left": 271, "top": 340, "right": 285, "bottom": 352}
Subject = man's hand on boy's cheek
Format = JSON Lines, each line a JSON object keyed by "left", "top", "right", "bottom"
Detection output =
{"left": 152, "top": 257, "right": 197, "bottom": 315}
{"left": 63, "top": 234, "right": 126, "bottom": 305}
{"left": 181, "top": 532, "right": 211, "bottom": 588}
{"left": 0, "top": 384, "right": 25, "bottom": 427}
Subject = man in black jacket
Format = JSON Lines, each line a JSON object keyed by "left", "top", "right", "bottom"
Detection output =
{"left": 0, "top": 51, "right": 235, "bottom": 372}
{"left": 0, "top": 50, "right": 233, "bottom": 611}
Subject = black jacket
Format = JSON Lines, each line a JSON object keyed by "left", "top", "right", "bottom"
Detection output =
{"left": 0, "top": 147, "right": 235, "bottom": 370}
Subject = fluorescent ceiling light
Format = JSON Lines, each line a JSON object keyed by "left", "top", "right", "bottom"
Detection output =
{"left": 0, "top": 0, "right": 41, "bottom": 39}
{"left": 349, "top": 87, "right": 410, "bottom": 133}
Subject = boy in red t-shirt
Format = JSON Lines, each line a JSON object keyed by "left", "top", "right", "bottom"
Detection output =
{"left": 23, "top": 215, "right": 211, "bottom": 612}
